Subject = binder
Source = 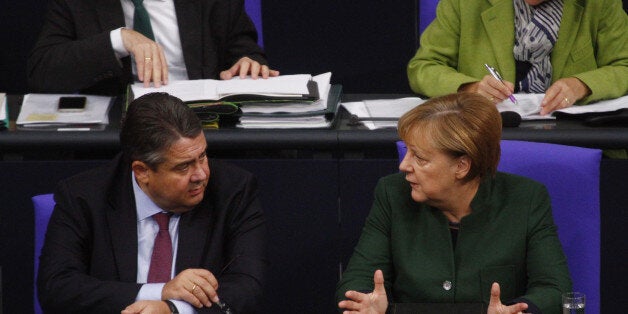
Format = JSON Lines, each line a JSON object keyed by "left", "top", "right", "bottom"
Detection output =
{"left": 236, "top": 84, "right": 342, "bottom": 129}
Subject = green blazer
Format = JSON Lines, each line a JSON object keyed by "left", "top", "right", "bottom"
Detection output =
{"left": 407, "top": 0, "right": 628, "bottom": 104}
{"left": 336, "top": 172, "right": 572, "bottom": 313}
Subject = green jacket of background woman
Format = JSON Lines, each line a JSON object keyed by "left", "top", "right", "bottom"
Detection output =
{"left": 408, "top": 0, "right": 628, "bottom": 104}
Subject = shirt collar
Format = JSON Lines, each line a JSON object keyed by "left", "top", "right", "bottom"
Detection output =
{"left": 131, "top": 171, "right": 166, "bottom": 222}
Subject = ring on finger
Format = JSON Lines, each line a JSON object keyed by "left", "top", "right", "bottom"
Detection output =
{"left": 191, "top": 284, "right": 197, "bottom": 291}
{"left": 564, "top": 97, "right": 569, "bottom": 104}
{"left": 144, "top": 57, "right": 152, "bottom": 62}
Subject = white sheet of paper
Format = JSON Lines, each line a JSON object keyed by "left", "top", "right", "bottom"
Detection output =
{"left": 16, "top": 94, "right": 112, "bottom": 126}
{"left": 0, "top": 93, "right": 6, "bottom": 122}
{"left": 363, "top": 97, "right": 425, "bottom": 118}
{"left": 341, "top": 97, "right": 425, "bottom": 129}
{"left": 558, "top": 94, "right": 628, "bottom": 114}
{"left": 497, "top": 94, "right": 628, "bottom": 120}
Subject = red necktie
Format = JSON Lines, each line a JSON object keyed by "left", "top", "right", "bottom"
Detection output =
{"left": 147, "top": 213, "right": 173, "bottom": 283}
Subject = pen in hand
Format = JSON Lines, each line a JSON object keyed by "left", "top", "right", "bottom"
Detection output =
{"left": 484, "top": 64, "right": 517, "bottom": 105}
{"left": 210, "top": 254, "right": 242, "bottom": 314}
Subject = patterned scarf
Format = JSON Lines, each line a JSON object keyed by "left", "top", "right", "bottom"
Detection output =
{"left": 513, "top": 0, "right": 564, "bottom": 93}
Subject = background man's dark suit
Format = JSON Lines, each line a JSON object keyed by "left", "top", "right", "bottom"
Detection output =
{"left": 27, "top": 0, "right": 268, "bottom": 96}
{"left": 38, "top": 155, "right": 267, "bottom": 313}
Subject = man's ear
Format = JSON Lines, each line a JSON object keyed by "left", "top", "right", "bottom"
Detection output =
{"left": 455, "top": 155, "right": 471, "bottom": 179}
{"left": 132, "top": 161, "right": 151, "bottom": 184}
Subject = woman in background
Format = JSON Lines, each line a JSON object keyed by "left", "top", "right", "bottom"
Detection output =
{"left": 407, "top": 0, "right": 627, "bottom": 115}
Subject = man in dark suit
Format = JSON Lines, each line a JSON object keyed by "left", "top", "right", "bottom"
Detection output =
{"left": 38, "top": 92, "right": 267, "bottom": 313}
{"left": 27, "top": 0, "right": 279, "bottom": 96}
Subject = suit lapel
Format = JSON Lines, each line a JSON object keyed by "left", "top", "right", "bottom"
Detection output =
{"left": 174, "top": 0, "right": 204, "bottom": 79}
{"left": 176, "top": 199, "right": 213, "bottom": 272}
{"left": 482, "top": 0, "right": 517, "bottom": 81}
{"left": 551, "top": 0, "right": 584, "bottom": 81}
{"left": 106, "top": 163, "right": 139, "bottom": 282}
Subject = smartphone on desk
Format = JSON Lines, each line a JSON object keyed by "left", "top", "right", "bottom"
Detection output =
{"left": 57, "top": 96, "right": 87, "bottom": 112}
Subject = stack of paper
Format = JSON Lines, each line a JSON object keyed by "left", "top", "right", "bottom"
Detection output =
{"left": 130, "top": 72, "right": 338, "bottom": 129}
{"left": 237, "top": 73, "right": 337, "bottom": 128}
{"left": 16, "top": 94, "right": 113, "bottom": 131}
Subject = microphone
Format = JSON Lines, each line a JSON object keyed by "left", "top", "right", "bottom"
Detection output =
{"left": 501, "top": 111, "right": 522, "bottom": 127}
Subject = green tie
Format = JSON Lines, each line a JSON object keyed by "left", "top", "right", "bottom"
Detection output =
{"left": 131, "top": 0, "right": 155, "bottom": 41}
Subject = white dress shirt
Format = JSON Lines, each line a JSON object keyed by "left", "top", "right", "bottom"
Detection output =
{"left": 132, "top": 172, "right": 196, "bottom": 313}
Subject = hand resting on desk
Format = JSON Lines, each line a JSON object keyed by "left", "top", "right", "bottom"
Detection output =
{"left": 122, "top": 29, "right": 169, "bottom": 88}
{"left": 122, "top": 30, "right": 280, "bottom": 88}
{"left": 219, "top": 56, "right": 280, "bottom": 80}
{"left": 540, "top": 77, "right": 591, "bottom": 115}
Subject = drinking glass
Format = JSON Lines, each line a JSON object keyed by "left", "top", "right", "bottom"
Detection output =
{"left": 562, "top": 292, "right": 585, "bottom": 314}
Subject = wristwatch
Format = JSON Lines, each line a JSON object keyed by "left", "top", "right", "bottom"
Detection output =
{"left": 164, "top": 300, "right": 179, "bottom": 314}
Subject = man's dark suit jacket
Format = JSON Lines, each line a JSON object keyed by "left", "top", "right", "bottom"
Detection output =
{"left": 27, "top": 0, "right": 268, "bottom": 96}
{"left": 37, "top": 154, "right": 268, "bottom": 313}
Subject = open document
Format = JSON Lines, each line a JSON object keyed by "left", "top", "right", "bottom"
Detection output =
{"left": 497, "top": 94, "right": 628, "bottom": 120}
{"left": 129, "top": 73, "right": 322, "bottom": 105}
{"left": 16, "top": 94, "right": 113, "bottom": 130}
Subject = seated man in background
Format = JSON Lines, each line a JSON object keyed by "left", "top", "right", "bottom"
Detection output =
{"left": 408, "top": 0, "right": 627, "bottom": 115}
{"left": 38, "top": 92, "right": 267, "bottom": 313}
{"left": 28, "top": 0, "right": 279, "bottom": 96}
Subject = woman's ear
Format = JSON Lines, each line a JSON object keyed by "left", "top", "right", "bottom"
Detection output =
{"left": 455, "top": 155, "right": 471, "bottom": 179}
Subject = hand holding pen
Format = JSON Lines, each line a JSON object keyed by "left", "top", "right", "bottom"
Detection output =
{"left": 159, "top": 254, "right": 241, "bottom": 313}
{"left": 483, "top": 64, "right": 517, "bottom": 105}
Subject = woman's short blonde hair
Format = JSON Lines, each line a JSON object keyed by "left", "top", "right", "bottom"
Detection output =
{"left": 398, "top": 92, "right": 502, "bottom": 181}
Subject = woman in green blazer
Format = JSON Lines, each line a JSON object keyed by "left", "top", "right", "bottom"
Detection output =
{"left": 407, "top": 0, "right": 627, "bottom": 115}
{"left": 336, "top": 92, "right": 572, "bottom": 314}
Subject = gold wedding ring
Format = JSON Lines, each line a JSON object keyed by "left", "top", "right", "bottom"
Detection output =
{"left": 191, "top": 284, "right": 197, "bottom": 291}
{"left": 144, "top": 57, "right": 152, "bottom": 62}
{"left": 564, "top": 97, "right": 569, "bottom": 103}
